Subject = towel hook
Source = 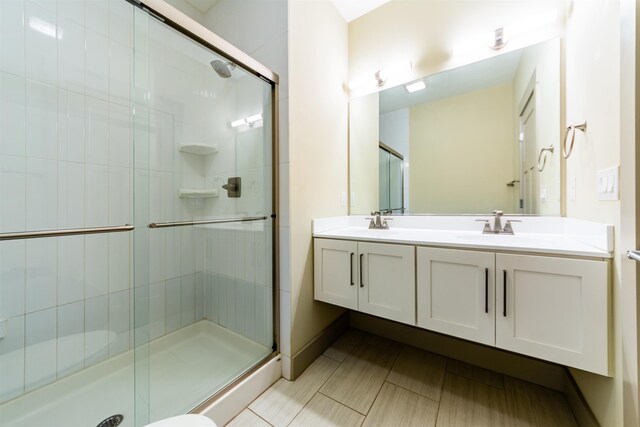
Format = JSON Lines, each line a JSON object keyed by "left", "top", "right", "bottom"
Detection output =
{"left": 537, "top": 145, "right": 555, "bottom": 172}
{"left": 562, "top": 122, "right": 587, "bottom": 159}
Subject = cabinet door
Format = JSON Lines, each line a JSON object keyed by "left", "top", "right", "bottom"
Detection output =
{"left": 417, "top": 248, "right": 495, "bottom": 346}
{"left": 358, "top": 242, "right": 415, "bottom": 325}
{"left": 314, "top": 239, "right": 358, "bottom": 310}
{"left": 496, "top": 254, "right": 609, "bottom": 376}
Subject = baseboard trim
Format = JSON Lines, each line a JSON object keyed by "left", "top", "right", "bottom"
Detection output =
{"left": 563, "top": 369, "right": 601, "bottom": 427}
{"left": 290, "top": 311, "right": 350, "bottom": 379}
{"left": 199, "top": 355, "right": 281, "bottom": 426}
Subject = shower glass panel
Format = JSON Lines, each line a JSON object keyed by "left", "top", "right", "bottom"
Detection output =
{"left": 0, "top": 1, "right": 275, "bottom": 426}
{"left": 132, "top": 6, "right": 275, "bottom": 425}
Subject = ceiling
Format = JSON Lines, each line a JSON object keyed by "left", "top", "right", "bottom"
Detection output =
{"left": 183, "top": 0, "right": 220, "bottom": 13}
{"left": 379, "top": 49, "right": 523, "bottom": 114}
{"left": 331, "top": 0, "right": 392, "bottom": 22}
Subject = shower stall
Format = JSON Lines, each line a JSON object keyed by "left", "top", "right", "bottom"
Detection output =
{"left": 0, "top": 0, "right": 278, "bottom": 425}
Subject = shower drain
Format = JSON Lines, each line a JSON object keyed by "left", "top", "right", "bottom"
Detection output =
{"left": 96, "top": 414, "right": 124, "bottom": 427}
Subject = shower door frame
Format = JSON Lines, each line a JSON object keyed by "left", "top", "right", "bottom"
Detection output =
{"left": 129, "top": 0, "right": 281, "bottom": 415}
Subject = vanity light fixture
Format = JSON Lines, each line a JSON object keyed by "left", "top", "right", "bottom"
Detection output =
{"left": 230, "top": 113, "right": 263, "bottom": 128}
{"left": 405, "top": 80, "right": 426, "bottom": 93}
{"left": 349, "top": 60, "right": 413, "bottom": 90}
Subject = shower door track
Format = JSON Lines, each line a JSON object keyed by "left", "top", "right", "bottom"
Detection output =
{"left": 0, "top": 224, "right": 135, "bottom": 241}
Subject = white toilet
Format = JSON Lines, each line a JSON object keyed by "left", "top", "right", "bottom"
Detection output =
{"left": 144, "top": 414, "right": 217, "bottom": 427}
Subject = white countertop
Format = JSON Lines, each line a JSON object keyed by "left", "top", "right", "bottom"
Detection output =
{"left": 312, "top": 216, "right": 613, "bottom": 259}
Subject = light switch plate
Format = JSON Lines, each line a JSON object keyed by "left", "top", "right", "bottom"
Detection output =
{"left": 597, "top": 166, "right": 619, "bottom": 201}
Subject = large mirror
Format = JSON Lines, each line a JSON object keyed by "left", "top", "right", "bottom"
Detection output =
{"left": 349, "top": 38, "right": 561, "bottom": 215}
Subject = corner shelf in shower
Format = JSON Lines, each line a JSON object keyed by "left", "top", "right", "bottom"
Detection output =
{"left": 179, "top": 143, "right": 219, "bottom": 155}
{"left": 179, "top": 189, "right": 219, "bottom": 198}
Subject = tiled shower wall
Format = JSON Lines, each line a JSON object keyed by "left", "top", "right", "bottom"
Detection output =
{"left": 0, "top": 0, "right": 134, "bottom": 403}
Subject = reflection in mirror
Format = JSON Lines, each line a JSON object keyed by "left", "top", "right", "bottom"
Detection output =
{"left": 349, "top": 38, "right": 561, "bottom": 215}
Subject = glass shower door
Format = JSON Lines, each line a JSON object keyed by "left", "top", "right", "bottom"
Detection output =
{"left": 132, "top": 6, "right": 275, "bottom": 425}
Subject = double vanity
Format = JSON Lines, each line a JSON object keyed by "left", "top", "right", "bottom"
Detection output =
{"left": 313, "top": 214, "right": 612, "bottom": 376}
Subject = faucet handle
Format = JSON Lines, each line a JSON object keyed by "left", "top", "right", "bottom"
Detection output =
{"left": 475, "top": 219, "right": 493, "bottom": 233}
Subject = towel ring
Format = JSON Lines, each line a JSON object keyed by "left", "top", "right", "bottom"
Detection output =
{"left": 537, "top": 145, "right": 555, "bottom": 172}
{"left": 562, "top": 122, "right": 587, "bottom": 159}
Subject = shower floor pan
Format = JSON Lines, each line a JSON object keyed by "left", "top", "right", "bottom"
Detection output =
{"left": 0, "top": 320, "right": 270, "bottom": 427}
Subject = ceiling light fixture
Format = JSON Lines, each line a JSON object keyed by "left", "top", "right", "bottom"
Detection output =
{"left": 405, "top": 80, "right": 426, "bottom": 93}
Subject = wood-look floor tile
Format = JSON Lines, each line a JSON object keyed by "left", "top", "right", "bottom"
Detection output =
{"left": 504, "top": 376, "right": 577, "bottom": 427}
{"left": 446, "top": 359, "right": 505, "bottom": 389}
{"left": 363, "top": 382, "right": 439, "bottom": 427}
{"left": 289, "top": 393, "right": 365, "bottom": 427}
{"left": 360, "top": 333, "right": 403, "bottom": 356}
{"left": 320, "top": 344, "right": 398, "bottom": 414}
{"left": 249, "top": 355, "right": 340, "bottom": 427}
{"left": 387, "top": 346, "right": 447, "bottom": 401}
{"left": 225, "top": 409, "right": 272, "bottom": 427}
{"left": 324, "top": 329, "right": 366, "bottom": 362}
{"left": 436, "top": 373, "right": 511, "bottom": 427}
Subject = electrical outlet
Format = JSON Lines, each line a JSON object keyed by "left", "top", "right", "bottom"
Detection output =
{"left": 568, "top": 177, "right": 576, "bottom": 201}
{"left": 350, "top": 192, "right": 356, "bottom": 207}
{"left": 597, "top": 166, "right": 619, "bottom": 201}
{"left": 340, "top": 192, "right": 346, "bottom": 207}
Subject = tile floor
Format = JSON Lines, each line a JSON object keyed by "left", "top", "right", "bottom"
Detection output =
{"left": 226, "top": 329, "right": 579, "bottom": 427}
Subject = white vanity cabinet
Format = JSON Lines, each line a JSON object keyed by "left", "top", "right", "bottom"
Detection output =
{"left": 314, "top": 239, "right": 415, "bottom": 325}
{"left": 416, "top": 248, "right": 496, "bottom": 346}
{"left": 496, "top": 253, "right": 610, "bottom": 376}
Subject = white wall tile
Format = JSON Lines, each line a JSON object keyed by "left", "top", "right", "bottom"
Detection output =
{"left": 109, "top": 103, "right": 131, "bottom": 168}
{"left": 279, "top": 226, "right": 290, "bottom": 292}
{"left": 195, "top": 271, "right": 204, "bottom": 320}
{"left": 180, "top": 227, "right": 195, "bottom": 276}
{"left": 278, "top": 97, "right": 289, "bottom": 163}
{"left": 58, "top": 0, "right": 84, "bottom": 25}
{"left": 85, "top": 295, "right": 108, "bottom": 367}
{"left": 85, "top": 96, "right": 109, "bottom": 164}
{"left": 0, "top": 315, "right": 25, "bottom": 402}
{"left": 0, "top": 0, "right": 26, "bottom": 77}
{"left": 165, "top": 277, "right": 180, "bottom": 333}
{"left": 85, "top": 164, "right": 108, "bottom": 227}
{"left": 85, "top": 234, "right": 108, "bottom": 299}
{"left": 57, "top": 89, "right": 84, "bottom": 163}
{"left": 108, "top": 290, "right": 130, "bottom": 357}
{"left": 57, "top": 301, "right": 84, "bottom": 377}
{"left": 25, "top": 238, "right": 57, "bottom": 313}
{"left": 85, "top": 0, "right": 109, "bottom": 36}
{"left": 109, "top": 0, "right": 133, "bottom": 47}
{"left": 0, "top": 156, "right": 26, "bottom": 232}
{"left": 109, "top": 41, "right": 131, "bottom": 105}
{"left": 25, "top": 308, "right": 57, "bottom": 391}
{"left": 109, "top": 166, "right": 130, "bottom": 225}
{"left": 254, "top": 284, "right": 266, "bottom": 346}
{"left": 109, "top": 233, "right": 130, "bottom": 293}
{"left": 26, "top": 157, "right": 57, "bottom": 230}
{"left": 149, "top": 281, "right": 165, "bottom": 340}
{"left": 25, "top": 2, "right": 57, "bottom": 85}
{"left": 1, "top": 73, "right": 26, "bottom": 156}
{"left": 0, "top": 241, "right": 26, "bottom": 319}
{"left": 279, "top": 289, "right": 290, "bottom": 356}
{"left": 85, "top": 30, "right": 109, "bottom": 100}
{"left": 278, "top": 162, "right": 289, "bottom": 227}
{"left": 58, "top": 161, "right": 84, "bottom": 228}
{"left": 134, "top": 228, "right": 149, "bottom": 288}
{"left": 180, "top": 274, "right": 195, "bottom": 327}
{"left": 30, "top": 0, "right": 55, "bottom": 12}
{"left": 57, "top": 17, "right": 85, "bottom": 92}
{"left": 204, "top": 272, "right": 218, "bottom": 324}
{"left": 57, "top": 236, "right": 84, "bottom": 305}
{"left": 26, "top": 80, "right": 57, "bottom": 160}
{"left": 149, "top": 228, "right": 165, "bottom": 285}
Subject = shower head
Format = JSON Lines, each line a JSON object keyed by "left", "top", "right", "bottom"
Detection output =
{"left": 210, "top": 59, "right": 236, "bottom": 78}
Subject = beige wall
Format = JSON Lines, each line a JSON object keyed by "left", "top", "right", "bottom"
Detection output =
{"left": 409, "top": 84, "right": 516, "bottom": 214}
{"left": 564, "top": 1, "right": 623, "bottom": 426}
{"left": 288, "top": 0, "right": 349, "bottom": 356}
{"left": 513, "top": 38, "right": 562, "bottom": 215}
{"left": 349, "top": 93, "right": 380, "bottom": 214}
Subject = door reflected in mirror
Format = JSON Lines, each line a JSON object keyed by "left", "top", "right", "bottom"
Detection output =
{"left": 349, "top": 38, "right": 561, "bottom": 216}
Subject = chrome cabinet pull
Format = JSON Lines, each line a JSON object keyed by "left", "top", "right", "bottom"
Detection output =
{"left": 503, "top": 270, "right": 507, "bottom": 317}
{"left": 359, "top": 254, "right": 364, "bottom": 288}
{"left": 350, "top": 252, "right": 354, "bottom": 286}
{"left": 485, "top": 267, "right": 489, "bottom": 314}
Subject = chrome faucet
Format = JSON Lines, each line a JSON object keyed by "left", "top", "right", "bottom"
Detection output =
{"left": 367, "top": 211, "right": 392, "bottom": 230}
{"left": 476, "top": 210, "right": 519, "bottom": 234}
